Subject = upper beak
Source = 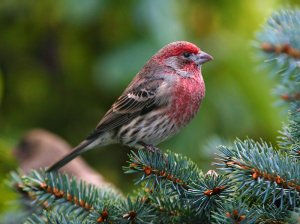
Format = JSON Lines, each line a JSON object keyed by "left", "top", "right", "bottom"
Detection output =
{"left": 194, "top": 51, "right": 213, "bottom": 65}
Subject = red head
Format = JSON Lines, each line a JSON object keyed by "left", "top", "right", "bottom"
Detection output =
{"left": 155, "top": 41, "right": 200, "bottom": 59}
{"left": 153, "top": 41, "right": 213, "bottom": 75}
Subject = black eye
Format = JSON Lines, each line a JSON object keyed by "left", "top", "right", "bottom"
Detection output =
{"left": 183, "top": 52, "right": 191, "bottom": 58}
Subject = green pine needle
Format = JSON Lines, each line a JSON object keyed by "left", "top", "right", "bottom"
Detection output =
{"left": 212, "top": 201, "right": 258, "bottom": 224}
{"left": 216, "top": 139, "right": 300, "bottom": 210}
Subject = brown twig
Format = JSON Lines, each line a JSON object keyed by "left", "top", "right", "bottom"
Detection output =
{"left": 261, "top": 42, "right": 300, "bottom": 59}
{"left": 225, "top": 160, "right": 300, "bottom": 192}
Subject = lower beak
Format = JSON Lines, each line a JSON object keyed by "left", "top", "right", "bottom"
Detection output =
{"left": 196, "top": 51, "right": 213, "bottom": 65}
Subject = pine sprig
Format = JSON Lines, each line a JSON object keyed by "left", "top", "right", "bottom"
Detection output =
{"left": 24, "top": 213, "right": 47, "bottom": 224}
{"left": 24, "top": 211, "right": 83, "bottom": 224}
{"left": 113, "top": 197, "right": 156, "bottom": 224}
{"left": 258, "top": 9, "right": 300, "bottom": 73}
{"left": 186, "top": 171, "right": 233, "bottom": 216}
{"left": 278, "top": 102, "right": 300, "bottom": 158}
{"left": 256, "top": 9, "right": 300, "bottom": 104}
{"left": 216, "top": 139, "right": 300, "bottom": 209}
{"left": 212, "top": 201, "right": 259, "bottom": 224}
{"left": 10, "top": 170, "right": 122, "bottom": 223}
{"left": 124, "top": 150, "right": 202, "bottom": 194}
{"left": 125, "top": 150, "right": 233, "bottom": 220}
{"left": 256, "top": 205, "right": 294, "bottom": 224}
{"left": 12, "top": 169, "right": 160, "bottom": 224}
{"left": 289, "top": 207, "right": 300, "bottom": 224}
{"left": 142, "top": 187, "right": 206, "bottom": 223}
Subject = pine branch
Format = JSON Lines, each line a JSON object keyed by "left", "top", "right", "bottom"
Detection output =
{"left": 256, "top": 10, "right": 300, "bottom": 159}
{"left": 186, "top": 171, "right": 233, "bottom": 216}
{"left": 211, "top": 9, "right": 300, "bottom": 223}
{"left": 124, "top": 149, "right": 201, "bottom": 193}
{"left": 216, "top": 139, "right": 300, "bottom": 210}
{"left": 24, "top": 211, "right": 83, "bottom": 224}
{"left": 113, "top": 197, "right": 157, "bottom": 224}
{"left": 257, "top": 9, "right": 300, "bottom": 75}
{"left": 289, "top": 207, "right": 300, "bottom": 224}
{"left": 256, "top": 9, "right": 300, "bottom": 105}
{"left": 139, "top": 188, "right": 203, "bottom": 223}
{"left": 124, "top": 150, "right": 233, "bottom": 220}
{"left": 212, "top": 201, "right": 259, "bottom": 224}
{"left": 11, "top": 169, "right": 161, "bottom": 223}
{"left": 213, "top": 203, "right": 298, "bottom": 224}
{"left": 278, "top": 102, "right": 300, "bottom": 158}
{"left": 256, "top": 205, "right": 295, "bottom": 224}
{"left": 10, "top": 170, "right": 124, "bottom": 223}
{"left": 9, "top": 151, "right": 234, "bottom": 223}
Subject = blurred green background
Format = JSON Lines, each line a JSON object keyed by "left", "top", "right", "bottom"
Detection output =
{"left": 0, "top": 0, "right": 298, "bottom": 214}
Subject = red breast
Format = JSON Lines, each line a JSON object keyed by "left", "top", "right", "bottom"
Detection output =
{"left": 169, "top": 74, "right": 205, "bottom": 127}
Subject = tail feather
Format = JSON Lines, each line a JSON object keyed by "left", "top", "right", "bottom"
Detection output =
{"left": 47, "top": 139, "right": 94, "bottom": 172}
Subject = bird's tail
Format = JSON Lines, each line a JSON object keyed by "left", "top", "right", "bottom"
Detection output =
{"left": 47, "top": 138, "right": 94, "bottom": 172}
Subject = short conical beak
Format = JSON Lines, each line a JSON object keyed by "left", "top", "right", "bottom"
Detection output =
{"left": 195, "top": 51, "right": 213, "bottom": 65}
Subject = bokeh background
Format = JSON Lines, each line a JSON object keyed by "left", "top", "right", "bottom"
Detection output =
{"left": 0, "top": 0, "right": 298, "bottom": 215}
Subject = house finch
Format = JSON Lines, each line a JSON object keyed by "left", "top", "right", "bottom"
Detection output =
{"left": 48, "top": 41, "right": 213, "bottom": 172}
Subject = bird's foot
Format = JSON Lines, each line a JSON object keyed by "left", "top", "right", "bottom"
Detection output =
{"left": 143, "top": 144, "right": 161, "bottom": 153}
{"left": 138, "top": 142, "right": 168, "bottom": 165}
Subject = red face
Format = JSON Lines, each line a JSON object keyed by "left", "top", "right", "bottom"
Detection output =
{"left": 155, "top": 41, "right": 200, "bottom": 60}
{"left": 154, "top": 41, "right": 213, "bottom": 74}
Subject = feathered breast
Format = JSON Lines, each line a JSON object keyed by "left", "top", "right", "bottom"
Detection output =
{"left": 169, "top": 75, "right": 205, "bottom": 127}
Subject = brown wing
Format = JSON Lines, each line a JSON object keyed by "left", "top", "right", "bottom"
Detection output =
{"left": 87, "top": 78, "right": 165, "bottom": 139}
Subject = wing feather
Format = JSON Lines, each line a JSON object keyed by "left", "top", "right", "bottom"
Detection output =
{"left": 87, "top": 78, "right": 166, "bottom": 138}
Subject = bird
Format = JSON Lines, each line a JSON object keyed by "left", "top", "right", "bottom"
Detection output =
{"left": 47, "top": 41, "right": 213, "bottom": 172}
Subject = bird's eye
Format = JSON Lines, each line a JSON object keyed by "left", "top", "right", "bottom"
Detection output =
{"left": 183, "top": 52, "right": 191, "bottom": 58}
